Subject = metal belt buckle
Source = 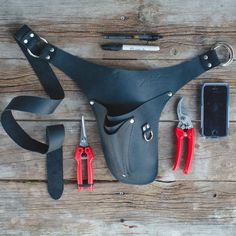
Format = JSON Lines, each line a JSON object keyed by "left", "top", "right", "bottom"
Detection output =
{"left": 212, "top": 42, "right": 234, "bottom": 67}
{"left": 27, "top": 37, "right": 48, "bottom": 58}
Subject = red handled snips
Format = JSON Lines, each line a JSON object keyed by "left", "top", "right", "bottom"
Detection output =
{"left": 74, "top": 116, "right": 94, "bottom": 192}
{"left": 173, "top": 98, "right": 195, "bottom": 175}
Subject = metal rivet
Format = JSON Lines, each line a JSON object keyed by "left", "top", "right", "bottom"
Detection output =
{"left": 89, "top": 101, "right": 94, "bottom": 105}
{"left": 203, "top": 55, "right": 208, "bottom": 60}
{"left": 45, "top": 55, "right": 50, "bottom": 60}
{"left": 122, "top": 174, "right": 127, "bottom": 177}
{"left": 167, "top": 92, "right": 173, "bottom": 97}
{"left": 30, "top": 33, "right": 34, "bottom": 38}
{"left": 130, "top": 118, "right": 135, "bottom": 124}
{"left": 146, "top": 124, "right": 150, "bottom": 129}
{"left": 50, "top": 48, "right": 55, "bottom": 52}
{"left": 143, "top": 126, "right": 146, "bottom": 131}
{"left": 207, "top": 63, "right": 212, "bottom": 68}
{"left": 120, "top": 16, "right": 127, "bottom": 20}
{"left": 23, "top": 39, "right": 28, "bottom": 44}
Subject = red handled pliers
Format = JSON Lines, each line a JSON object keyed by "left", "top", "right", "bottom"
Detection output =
{"left": 74, "top": 116, "right": 94, "bottom": 192}
{"left": 173, "top": 98, "right": 195, "bottom": 174}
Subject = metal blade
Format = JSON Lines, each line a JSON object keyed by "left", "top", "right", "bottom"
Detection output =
{"left": 177, "top": 97, "right": 186, "bottom": 120}
{"left": 80, "top": 115, "right": 88, "bottom": 147}
{"left": 177, "top": 97, "right": 193, "bottom": 129}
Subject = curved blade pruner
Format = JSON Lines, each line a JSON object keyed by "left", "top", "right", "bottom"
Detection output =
{"left": 174, "top": 97, "right": 195, "bottom": 175}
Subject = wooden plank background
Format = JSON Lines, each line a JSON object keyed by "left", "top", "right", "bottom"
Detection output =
{"left": 0, "top": 0, "right": 236, "bottom": 235}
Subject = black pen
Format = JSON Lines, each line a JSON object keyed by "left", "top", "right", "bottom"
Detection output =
{"left": 101, "top": 44, "right": 160, "bottom": 51}
{"left": 104, "top": 34, "right": 163, "bottom": 41}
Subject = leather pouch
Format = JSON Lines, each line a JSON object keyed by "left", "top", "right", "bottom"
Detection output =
{"left": 92, "top": 92, "right": 170, "bottom": 184}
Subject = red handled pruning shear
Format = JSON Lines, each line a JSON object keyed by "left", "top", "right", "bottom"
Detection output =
{"left": 173, "top": 98, "right": 195, "bottom": 174}
{"left": 74, "top": 116, "right": 94, "bottom": 192}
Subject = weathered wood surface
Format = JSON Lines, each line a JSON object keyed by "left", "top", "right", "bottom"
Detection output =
{"left": 0, "top": 0, "right": 236, "bottom": 235}
{"left": 0, "top": 181, "right": 236, "bottom": 236}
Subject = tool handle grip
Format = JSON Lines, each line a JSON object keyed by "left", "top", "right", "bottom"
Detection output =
{"left": 85, "top": 146, "right": 94, "bottom": 191}
{"left": 184, "top": 128, "right": 195, "bottom": 174}
{"left": 74, "top": 147, "right": 84, "bottom": 191}
{"left": 173, "top": 127, "right": 184, "bottom": 171}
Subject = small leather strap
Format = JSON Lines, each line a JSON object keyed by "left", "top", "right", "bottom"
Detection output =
{"left": 199, "top": 50, "right": 221, "bottom": 70}
{"left": 1, "top": 25, "right": 65, "bottom": 200}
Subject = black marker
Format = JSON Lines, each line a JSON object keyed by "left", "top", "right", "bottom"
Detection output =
{"left": 104, "top": 34, "right": 163, "bottom": 41}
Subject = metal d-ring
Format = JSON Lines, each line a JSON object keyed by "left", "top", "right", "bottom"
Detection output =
{"left": 27, "top": 37, "right": 48, "bottom": 58}
{"left": 142, "top": 123, "right": 153, "bottom": 142}
{"left": 143, "top": 130, "right": 153, "bottom": 142}
{"left": 212, "top": 42, "right": 234, "bottom": 67}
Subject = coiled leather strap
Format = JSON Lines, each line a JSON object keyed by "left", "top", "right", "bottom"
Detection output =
{"left": 1, "top": 25, "right": 65, "bottom": 200}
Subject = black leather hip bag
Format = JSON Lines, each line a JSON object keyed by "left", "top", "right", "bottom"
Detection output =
{"left": 1, "top": 25, "right": 228, "bottom": 199}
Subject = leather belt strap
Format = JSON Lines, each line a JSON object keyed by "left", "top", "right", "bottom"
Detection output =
{"left": 1, "top": 25, "right": 65, "bottom": 200}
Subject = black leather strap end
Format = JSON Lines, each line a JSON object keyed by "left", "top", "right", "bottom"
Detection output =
{"left": 47, "top": 147, "right": 64, "bottom": 200}
{"left": 46, "top": 125, "right": 64, "bottom": 200}
{"left": 14, "top": 25, "right": 32, "bottom": 41}
{"left": 199, "top": 49, "right": 221, "bottom": 71}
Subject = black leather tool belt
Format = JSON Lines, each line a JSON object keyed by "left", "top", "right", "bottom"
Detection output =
{"left": 1, "top": 25, "right": 226, "bottom": 199}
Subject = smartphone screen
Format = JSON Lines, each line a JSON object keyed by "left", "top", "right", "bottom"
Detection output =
{"left": 202, "top": 84, "right": 229, "bottom": 137}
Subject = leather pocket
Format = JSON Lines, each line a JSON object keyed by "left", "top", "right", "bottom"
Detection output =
{"left": 91, "top": 92, "right": 170, "bottom": 184}
{"left": 104, "top": 112, "right": 132, "bottom": 134}
{"left": 104, "top": 117, "right": 134, "bottom": 177}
